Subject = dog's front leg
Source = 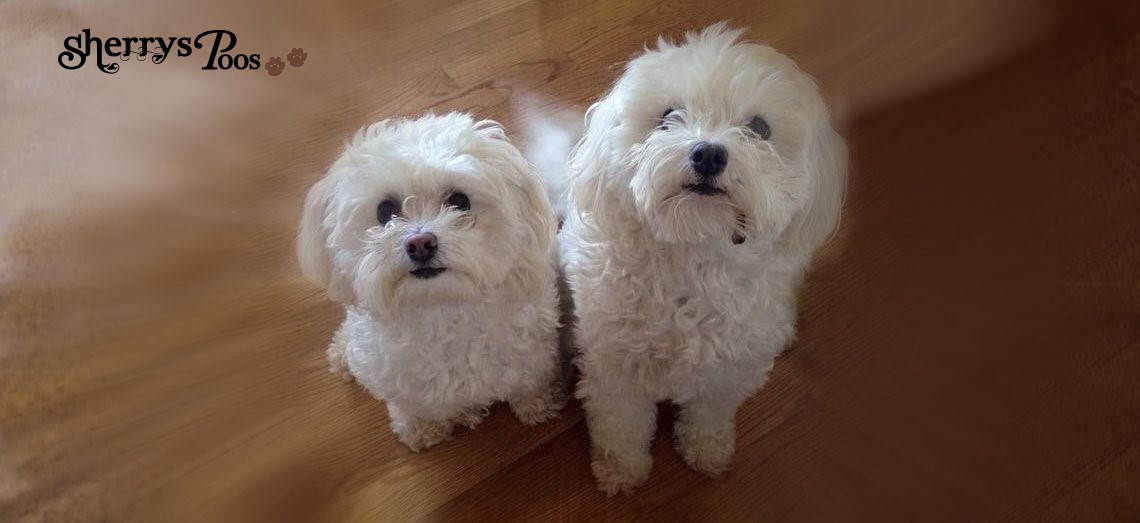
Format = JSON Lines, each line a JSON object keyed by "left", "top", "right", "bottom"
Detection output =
{"left": 582, "top": 386, "right": 657, "bottom": 495}
{"left": 508, "top": 358, "right": 566, "bottom": 426}
{"left": 386, "top": 402, "right": 453, "bottom": 452}
{"left": 674, "top": 389, "right": 750, "bottom": 476}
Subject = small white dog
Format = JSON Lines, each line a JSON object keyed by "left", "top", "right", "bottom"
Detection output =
{"left": 536, "top": 25, "right": 847, "bottom": 493}
{"left": 298, "top": 113, "right": 565, "bottom": 451}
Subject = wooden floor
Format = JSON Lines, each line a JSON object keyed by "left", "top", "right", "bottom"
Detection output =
{"left": 2, "top": 0, "right": 1138, "bottom": 521}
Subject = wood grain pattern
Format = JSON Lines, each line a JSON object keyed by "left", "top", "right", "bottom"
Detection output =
{"left": 1, "top": 0, "right": 1137, "bottom": 521}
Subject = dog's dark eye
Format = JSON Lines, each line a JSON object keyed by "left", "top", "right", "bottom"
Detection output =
{"left": 445, "top": 192, "right": 470, "bottom": 212}
{"left": 377, "top": 199, "right": 399, "bottom": 225}
{"left": 659, "top": 107, "right": 676, "bottom": 128}
{"left": 747, "top": 116, "right": 771, "bottom": 140}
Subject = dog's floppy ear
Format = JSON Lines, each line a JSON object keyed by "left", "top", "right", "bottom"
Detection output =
{"left": 297, "top": 173, "right": 354, "bottom": 303}
{"left": 568, "top": 92, "right": 622, "bottom": 219}
{"left": 511, "top": 155, "right": 558, "bottom": 255}
{"left": 473, "top": 120, "right": 557, "bottom": 254}
{"left": 784, "top": 118, "right": 848, "bottom": 263}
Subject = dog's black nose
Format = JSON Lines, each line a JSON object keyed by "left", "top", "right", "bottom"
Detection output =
{"left": 690, "top": 142, "right": 728, "bottom": 178}
{"left": 404, "top": 233, "right": 438, "bottom": 263}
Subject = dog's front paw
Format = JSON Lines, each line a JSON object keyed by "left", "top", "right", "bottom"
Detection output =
{"left": 452, "top": 406, "right": 489, "bottom": 429}
{"left": 326, "top": 327, "right": 352, "bottom": 382}
{"left": 515, "top": 405, "right": 559, "bottom": 426}
{"left": 393, "top": 418, "right": 452, "bottom": 452}
{"left": 509, "top": 387, "right": 565, "bottom": 426}
{"left": 591, "top": 450, "right": 652, "bottom": 495}
{"left": 675, "top": 420, "right": 736, "bottom": 477}
{"left": 326, "top": 348, "right": 352, "bottom": 381}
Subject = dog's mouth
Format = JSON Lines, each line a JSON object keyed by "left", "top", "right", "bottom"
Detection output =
{"left": 683, "top": 183, "right": 726, "bottom": 196}
{"left": 409, "top": 267, "right": 447, "bottom": 279}
{"left": 733, "top": 213, "right": 748, "bottom": 245}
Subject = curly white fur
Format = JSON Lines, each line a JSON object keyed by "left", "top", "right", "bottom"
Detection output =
{"left": 531, "top": 25, "right": 847, "bottom": 493}
{"left": 298, "top": 113, "right": 565, "bottom": 451}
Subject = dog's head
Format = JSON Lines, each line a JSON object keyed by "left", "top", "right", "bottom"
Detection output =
{"left": 571, "top": 24, "right": 847, "bottom": 259}
{"left": 298, "top": 113, "right": 555, "bottom": 314}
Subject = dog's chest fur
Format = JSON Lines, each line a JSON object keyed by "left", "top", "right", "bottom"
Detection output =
{"left": 344, "top": 280, "right": 558, "bottom": 419}
{"left": 564, "top": 215, "right": 802, "bottom": 399}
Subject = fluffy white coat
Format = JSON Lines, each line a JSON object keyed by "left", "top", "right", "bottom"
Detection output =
{"left": 298, "top": 113, "right": 564, "bottom": 451}
{"left": 540, "top": 25, "right": 847, "bottom": 493}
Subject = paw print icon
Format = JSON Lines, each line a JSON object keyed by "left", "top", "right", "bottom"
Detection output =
{"left": 287, "top": 48, "right": 307, "bottom": 67}
{"left": 266, "top": 57, "right": 285, "bottom": 76}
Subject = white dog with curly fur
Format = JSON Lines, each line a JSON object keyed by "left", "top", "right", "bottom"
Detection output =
{"left": 530, "top": 25, "right": 847, "bottom": 493}
{"left": 298, "top": 113, "right": 565, "bottom": 451}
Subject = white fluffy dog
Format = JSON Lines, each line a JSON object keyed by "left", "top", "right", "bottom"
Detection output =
{"left": 539, "top": 25, "right": 847, "bottom": 493}
{"left": 298, "top": 113, "right": 565, "bottom": 451}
